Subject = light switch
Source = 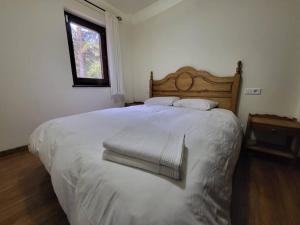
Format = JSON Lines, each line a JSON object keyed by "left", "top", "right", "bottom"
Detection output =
{"left": 245, "top": 88, "right": 262, "bottom": 95}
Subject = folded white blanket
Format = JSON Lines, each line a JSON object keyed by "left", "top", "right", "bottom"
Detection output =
{"left": 102, "top": 124, "right": 185, "bottom": 179}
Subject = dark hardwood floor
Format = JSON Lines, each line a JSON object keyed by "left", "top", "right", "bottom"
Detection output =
{"left": 0, "top": 148, "right": 299, "bottom": 225}
{"left": 232, "top": 153, "right": 300, "bottom": 225}
{"left": 0, "top": 148, "right": 69, "bottom": 225}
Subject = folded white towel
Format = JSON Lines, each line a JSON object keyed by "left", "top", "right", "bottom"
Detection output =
{"left": 103, "top": 150, "right": 182, "bottom": 179}
{"left": 103, "top": 124, "right": 185, "bottom": 179}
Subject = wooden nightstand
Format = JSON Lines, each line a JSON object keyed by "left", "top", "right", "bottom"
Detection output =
{"left": 244, "top": 114, "right": 300, "bottom": 161}
{"left": 124, "top": 102, "right": 144, "bottom": 107}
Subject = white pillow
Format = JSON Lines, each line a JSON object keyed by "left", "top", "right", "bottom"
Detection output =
{"left": 144, "top": 97, "right": 180, "bottom": 106}
{"left": 173, "top": 99, "right": 218, "bottom": 110}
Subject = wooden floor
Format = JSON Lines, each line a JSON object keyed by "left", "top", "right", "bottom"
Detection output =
{"left": 232, "top": 153, "right": 300, "bottom": 225}
{"left": 0, "top": 149, "right": 299, "bottom": 225}
{"left": 0, "top": 148, "right": 69, "bottom": 225}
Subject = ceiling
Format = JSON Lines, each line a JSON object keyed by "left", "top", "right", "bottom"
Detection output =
{"left": 103, "top": 0, "right": 158, "bottom": 14}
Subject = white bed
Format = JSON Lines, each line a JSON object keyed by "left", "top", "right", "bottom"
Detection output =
{"left": 29, "top": 104, "right": 242, "bottom": 225}
{"left": 29, "top": 63, "right": 243, "bottom": 225}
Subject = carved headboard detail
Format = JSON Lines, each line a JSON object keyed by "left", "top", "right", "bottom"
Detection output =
{"left": 149, "top": 61, "right": 242, "bottom": 114}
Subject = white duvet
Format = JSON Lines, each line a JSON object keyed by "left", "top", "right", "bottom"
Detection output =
{"left": 29, "top": 105, "right": 242, "bottom": 225}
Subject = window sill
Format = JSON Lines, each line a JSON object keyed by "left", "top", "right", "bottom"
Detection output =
{"left": 72, "top": 85, "right": 110, "bottom": 88}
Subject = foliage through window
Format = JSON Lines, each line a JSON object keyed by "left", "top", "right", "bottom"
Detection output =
{"left": 65, "top": 11, "right": 109, "bottom": 87}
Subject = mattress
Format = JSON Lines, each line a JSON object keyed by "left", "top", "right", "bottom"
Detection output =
{"left": 29, "top": 105, "right": 243, "bottom": 225}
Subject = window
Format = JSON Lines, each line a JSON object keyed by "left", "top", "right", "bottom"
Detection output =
{"left": 64, "top": 11, "right": 110, "bottom": 87}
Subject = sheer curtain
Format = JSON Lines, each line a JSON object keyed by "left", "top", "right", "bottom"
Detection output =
{"left": 105, "top": 11, "right": 124, "bottom": 102}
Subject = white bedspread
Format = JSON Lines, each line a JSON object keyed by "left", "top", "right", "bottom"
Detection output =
{"left": 103, "top": 121, "right": 185, "bottom": 179}
{"left": 29, "top": 105, "right": 242, "bottom": 225}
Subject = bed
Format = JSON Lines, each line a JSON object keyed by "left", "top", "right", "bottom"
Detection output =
{"left": 29, "top": 62, "right": 243, "bottom": 225}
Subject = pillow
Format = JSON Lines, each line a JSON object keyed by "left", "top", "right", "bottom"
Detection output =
{"left": 173, "top": 99, "right": 218, "bottom": 110}
{"left": 144, "top": 97, "right": 180, "bottom": 106}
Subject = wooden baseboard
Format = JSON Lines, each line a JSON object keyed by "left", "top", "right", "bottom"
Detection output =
{"left": 0, "top": 146, "right": 27, "bottom": 157}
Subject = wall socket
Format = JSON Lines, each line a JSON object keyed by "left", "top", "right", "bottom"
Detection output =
{"left": 245, "top": 88, "right": 262, "bottom": 95}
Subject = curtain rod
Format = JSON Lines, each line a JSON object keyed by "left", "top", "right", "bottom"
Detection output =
{"left": 83, "top": 0, "right": 122, "bottom": 21}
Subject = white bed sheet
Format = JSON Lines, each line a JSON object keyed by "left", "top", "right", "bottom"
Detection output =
{"left": 29, "top": 105, "right": 242, "bottom": 225}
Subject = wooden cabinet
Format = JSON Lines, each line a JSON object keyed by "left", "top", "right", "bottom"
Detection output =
{"left": 244, "top": 114, "right": 300, "bottom": 161}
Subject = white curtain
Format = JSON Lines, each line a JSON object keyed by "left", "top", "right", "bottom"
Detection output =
{"left": 105, "top": 11, "right": 124, "bottom": 101}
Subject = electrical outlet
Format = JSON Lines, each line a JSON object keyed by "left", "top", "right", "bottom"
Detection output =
{"left": 245, "top": 88, "right": 262, "bottom": 95}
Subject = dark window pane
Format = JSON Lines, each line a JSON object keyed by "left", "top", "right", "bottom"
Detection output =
{"left": 64, "top": 11, "right": 110, "bottom": 87}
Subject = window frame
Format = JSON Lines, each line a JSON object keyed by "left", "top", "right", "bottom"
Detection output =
{"left": 64, "top": 11, "right": 110, "bottom": 87}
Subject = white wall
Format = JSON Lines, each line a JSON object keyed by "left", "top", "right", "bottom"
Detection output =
{"left": 295, "top": 32, "right": 300, "bottom": 120}
{"left": 1, "top": 0, "right": 299, "bottom": 151}
{"left": 131, "top": 0, "right": 300, "bottom": 126}
{"left": 0, "top": 0, "right": 131, "bottom": 151}
{"left": 294, "top": 1, "right": 300, "bottom": 119}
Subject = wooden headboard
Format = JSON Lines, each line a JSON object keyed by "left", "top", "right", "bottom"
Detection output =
{"left": 149, "top": 61, "right": 242, "bottom": 114}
